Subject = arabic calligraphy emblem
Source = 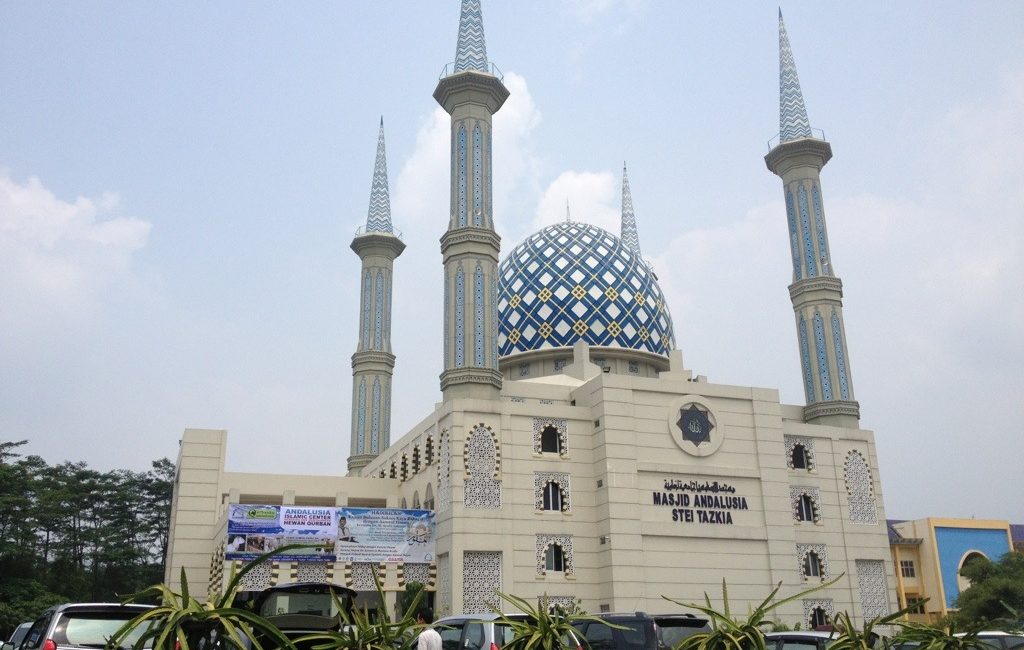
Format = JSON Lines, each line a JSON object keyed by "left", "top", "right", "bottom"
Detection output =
{"left": 677, "top": 405, "right": 713, "bottom": 446}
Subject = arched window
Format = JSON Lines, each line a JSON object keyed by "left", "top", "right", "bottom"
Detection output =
{"left": 541, "top": 425, "right": 561, "bottom": 454}
{"left": 792, "top": 443, "right": 810, "bottom": 469}
{"left": 379, "top": 468, "right": 386, "bottom": 478}
{"left": 809, "top": 607, "right": 829, "bottom": 628}
{"left": 389, "top": 462, "right": 397, "bottom": 479}
{"left": 425, "top": 436, "right": 434, "bottom": 465}
{"left": 796, "top": 494, "right": 815, "bottom": 522}
{"left": 412, "top": 446, "right": 421, "bottom": 474}
{"left": 401, "top": 497, "right": 407, "bottom": 508}
{"left": 424, "top": 484, "right": 435, "bottom": 510}
{"left": 803, "top": 551, "right": 822, "bottom": 578}
{"left": 542, "top": 481, "right": 562, "bottom": 511}
{"left": 412, "top": 491, "right": 421, "bottom": 509}
{"left": 545, "top": 543, "right": 565, "bottom": 572}
{"left": 400, "top": 454, "right": 409, "bottom": 481}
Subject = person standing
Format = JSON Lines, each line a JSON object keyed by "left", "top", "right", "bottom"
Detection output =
{"left": 416, "top": 608, "right": 441, "bottom": 650}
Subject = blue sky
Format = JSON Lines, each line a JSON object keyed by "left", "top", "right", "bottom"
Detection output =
{"left": 1, "top": 1, "right": 1022, "bottom": 521}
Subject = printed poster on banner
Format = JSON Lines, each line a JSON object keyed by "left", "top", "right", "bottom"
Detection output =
{"left": 335, "top": 508, "right": 435, "bottom": 563}
{"left": 225, "top": 504, "right": 338, "bottom": 562}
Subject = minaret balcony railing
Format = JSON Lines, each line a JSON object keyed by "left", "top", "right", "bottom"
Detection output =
{"left": 355, "top": 225, "right": 403, "bottom": 239}
{"left": 438, "top": 61, "right": 504, "bottom": 81}
{"left": 767, "top": 127, "right": 828, "bottom": 151}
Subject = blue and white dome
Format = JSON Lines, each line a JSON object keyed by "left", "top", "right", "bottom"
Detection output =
{"left": 497, "top": 222, "right": 676, "bottom": 358}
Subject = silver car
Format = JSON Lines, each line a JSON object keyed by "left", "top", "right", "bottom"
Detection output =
{"left": 15, "top": 603, "right": 153, "bottom": 650}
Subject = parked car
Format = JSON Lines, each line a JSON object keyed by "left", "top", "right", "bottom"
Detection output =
{"left": 2, "top": 623, "right": 32, "bottom": 650}
{"left": 247, "top": 582, "right": 358, "bottom": 650}
{"left": 571, "top": 612, "right": 711, "bottom": 650}
{"left": 435, "top": 613, "right": 583, "bottom": 650}
{"left": 13, "top": 603, "right": 154, "bottom": 650}
{"left": 764, "top": 631, "right": 843, "bottom": 650}
{"left": 892, "top": 632, "right": 1024, "bottom": 650}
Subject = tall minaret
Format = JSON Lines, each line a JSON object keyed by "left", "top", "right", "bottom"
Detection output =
{"left": 349, "top": 119, "right": 406, "bottom": 473}
{"left": 435, "top": 0, "right": 509, "bottom": 400}
{"left": 620, "top": 162, "right": 641, "bottom": 254}
{"left": 765, "top": 11, "right": 859, "bottom": 428}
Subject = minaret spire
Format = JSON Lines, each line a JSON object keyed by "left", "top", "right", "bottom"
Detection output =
{"left": 365, "top": 117, "right": 393, "bottom": 233}
{"left": 348, "top": 119, "right": 406, "bottom": 474}
{"left": 766, "top": 13, "right": 859, "bottom": 428}
{"left": 620, "top": 162, "right": 641, "bottom": 254}
{"left": 778, "top": 10, "right": 813, "bottom": 142}
{"left": 454, "top": 0, "right": 489, "bottom": 73}
{"left": 435, "top": 0, "right": 509, "bottom": 401}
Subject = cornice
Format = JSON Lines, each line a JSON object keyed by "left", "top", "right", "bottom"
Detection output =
{"left": 803, "top": 400, "right": 860, "bottom": 421}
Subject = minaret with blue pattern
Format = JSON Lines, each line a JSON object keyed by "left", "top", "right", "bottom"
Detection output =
{"left": 435, "top": 0, "right": 509, "bottom": 400}
{"left": 620, "top": 163, "right": 641, "bottom": 254}
{"left": 765, "top": 10, "right": 859, "bottom": 427}
{"left": 349, "top": 118, "right": 406, "bottom": 473}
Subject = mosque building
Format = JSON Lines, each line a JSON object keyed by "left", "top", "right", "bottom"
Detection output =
{"left": 164, "top": 1, "right": 898, "bottom": 626}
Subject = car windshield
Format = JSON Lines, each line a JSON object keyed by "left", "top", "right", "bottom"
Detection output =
{"left": 258, "top": 591, "right": 345, "bottom": 618}
{"left": 655, "top": 620, "right": 708, "bottom": 649}
{"left": 53, "top": 611, "right": 151, "bottom": 649}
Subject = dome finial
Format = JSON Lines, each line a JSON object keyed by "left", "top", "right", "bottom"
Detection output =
{"left": 566, "top": 198, "right": 571, "bottom": 223}
{"left": 620, "top": 162, "right": 641, "bottom": 254}
{"left": 365, "top": 118, "right": 393, "bottom": 233}
{"left": 453, "top": 0, "right": 489, "bottom": 74}
{"left": 778, "top": 9, "right": 813, "bottom": 142}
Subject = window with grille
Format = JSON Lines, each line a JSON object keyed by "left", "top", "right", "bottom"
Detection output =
{"left": 540, "top": 426, "right": 561, "bottom": 454}
{"left": 544, "top": 544, "right": 565, "bottom": 572}
{"left": 809, "top": 607, "right": 829, "bottom": 628}
{"left": 900, "top": 560, "right": 916, "bottom": 578}
{"left": 542, "top": 481, "right": 562, "bottom": 511}
{"left": 803, "top": 551, "right": 822, "bottom": 578}
{"left": 792, "top": 443, "right": 810, "bottom": 469}
{"left": 796, "top": 494, "right": 815, "bottom": 522}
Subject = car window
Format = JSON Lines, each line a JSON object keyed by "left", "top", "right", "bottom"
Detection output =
{"left": 582, "top": 622, "right": 614, "bottom": 650}
{"left": 778, "top": 640, "right": 820, "bottom": 650}
{"left": 494, "top": 623, "right": 517, "bottom": 648}
{"left": 976, "top": 639, "right": 1002, "bottom": 650}
{"left": 1002, "top": 637, "right": 1024, "bottom": 650}
{"left": 616, "top": 621, "right": 649, "bottom": 649}
{"left": 439, "top": 622, "right": 465, "bottom": 650}
{"left": 20, "top": 616, "right": 51, "bottom": 650}
{"left": 53, "top": 611, "right": 152, "bottom": 649}
{"left": 462, "top": 622, "right": 485, "bottom": 650}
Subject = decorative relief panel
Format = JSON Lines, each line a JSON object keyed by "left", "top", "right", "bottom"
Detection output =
{"left": 402, "top": 562, "right": 432, "bottom": 588}
{"left": 856, "top": 559, "right": 889, "bottom": 620}
{"left": 349, "top": 562, "right": 381, "bottom": 591}
{"left": 241, "top": 561, "right": 273, "bottom": 591}
{"left": 463, "top": 551, "right": 501, "bottom": 614}
{"left": 437, "top": 554, "right": 451, "bottom": 616}
{"left": 296, "top": 562, "right": 330, "bottom": 583}
{"left": 535, "top": 535, "right": 574, "bottom": 576}
{"left": 844, "top": 450, "right": 878, "bottom": 524}
{"left": 464, "top": 424, "right": 501, "bottom": 509}
{"left": 796, "top": 543, "right": 829, "bottom": 580}
{"left": 533, "top": 418, "right": 568, "bottom": 455}
{"left": 784, "top": 435, "right": 816, "bottom": 470}
{"left": 438, "top": 430, "right": 451, "bottom": 513}
{"left": 790, "top": 486, "right": 822, "bottom": 523}
{"left": 802, "top": 599, "right": 834, "bottom": 625}
{"left": 534, "top": 472, "right": 571, "bottom": 512}
{"left": 540, "top": 595, "right": 577, "bottom": 612}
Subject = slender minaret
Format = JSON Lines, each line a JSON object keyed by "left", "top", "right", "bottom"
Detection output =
{"left": 620, "top": 162, "right": 641, "bottom": 254}
{"left": 765, "top": 11, "right": 859, "bottom": 428}
{"left": 349, "top": 119, "right": 406, "bottom": 473}
{"left": 435, "top": 0, "right": 508, "bottom": 400}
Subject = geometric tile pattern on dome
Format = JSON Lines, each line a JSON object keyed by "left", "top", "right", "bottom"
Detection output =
{"left": 784, "top": 435, "right": 816, "bottom": 471}
{"left": 534, "top": 471, "right": 571, "bottom": 512}
{"left": 802, "top": 599, "right": 834, "bottom": 626}
{"left": 535, "top": 534, "right": 574, "bottom": 576}
{"left": 498, "top": 222, "right": 675, "bottom": 357}
{"left": 796, "top": 543, "right": 829, "bottom": 580}
{"left": 855, "top": 560, "right": 889, "bottom": 620}
{"left": 453, "top": 0, "right": 489, "bottom": 74}
{"left": 463, "top": 551, "right": 501, "bottom": 614}
{"left": 844, "top": 450, "right": 877, "bottom": 524}
{"left": 464, "top": 424, "right": 501, "bottom": 509}
{"left": 778, "top": 10, "right": 813, "bottom": 142}
{"left": 365, "top": 119, "right": 393, "bottom": 233}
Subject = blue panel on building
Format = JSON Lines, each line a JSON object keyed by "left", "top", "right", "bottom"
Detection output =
{"left": 934, "top": 527, "right": 1011, "bottom": 608}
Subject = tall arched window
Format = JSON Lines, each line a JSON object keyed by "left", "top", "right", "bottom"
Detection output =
{"left": 412, "top": 491, "right": 421, "bottom": 509}
{"left": 424, "top": 484, "right": 435, "bottom": 510}
{"left": 792, "top": 443, "right": 810, "bottom": 469}
{"left": 545, "top": 543, "right": 565, "bottom": 572}
{"left": 796, "top": 494, "right": 815, "bottom": 522}
{"left": 803, "top": 551, "right": 822, "bottom": 578}
{"left": 389, "top": 462, "right": 397, "bottom": 479}
{"left": 541, "top": 426, "right": 561, "bottom": 454}
{"left": 542, "top": 481, "right": 562, "bottom": 511}
{"left": 809, "top": 607, "right": 829, "bottom": 628}
{"left": 412, "top": 447, "right": 421, "bottom": 474}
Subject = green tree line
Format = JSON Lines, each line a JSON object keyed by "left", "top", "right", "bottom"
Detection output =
{"left": 0, "top": 440, "right": 173, "bottom": 637}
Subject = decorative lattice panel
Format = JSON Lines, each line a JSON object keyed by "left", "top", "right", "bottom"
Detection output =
{"left": 464, "top": 424, "right": 501, "bottom": 509}
{"left": 533, "top": 418, "right": 568, "bottom": 455}
{"left": 796, "top": 543, "right": 829, "bottom": 580}
{"left": 437, "top": 554, "right": 451, "bottom": 617}
{"left": 438, "top": 430, "right": 451, "bottom": 512}
{"left": 856, "top": 559, "right": 889, "bottom": 620}
{"left": 241, "top": 561, "right": 273, "bottom": 591}
{"left": 534, "top": 471, "right": 571, "bottom": 512}
{"left": 844, "top": 450, "right": 878, "bottom": 524}
{"left": 540, "top": 595, "right": 577, "bottom": 612}
{"left": 784, "top": 435, "right": 816, "bottom": 470}
{"left": 401, "top": 562, "right": 434, "bottom": 588}
{"left": 790, "top": 486, "right": 822, "bottom": 523}
{"left": 463, "top": 551, "right": 502, "bottom": 614}
{"left": 536, "top": 534, "right": 574, "bottom": 576}
{"left": 208, "top": 543, "right": 225, "bottom": 599}
{"left": 348, "top": 562, "right": 383, "bottom": 591}
{"left": 296, "top": 562, "right": 330, "bottom": 583}
{"left": 802, "top": 599, "right": 835, "bottom": 626}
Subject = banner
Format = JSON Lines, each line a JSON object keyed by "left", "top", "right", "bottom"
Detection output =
{"left": 335, "top": 507, "right": 435, "bottom": 564}
{"left": 224, "top": 505, "right": 435, "bottom": 565}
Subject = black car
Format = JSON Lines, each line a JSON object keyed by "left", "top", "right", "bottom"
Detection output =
{"left": 573, "top": 612, "right": 710, "bottom": 650}
{"left": 245, "top": 582, "right": 358, "bottom": 650}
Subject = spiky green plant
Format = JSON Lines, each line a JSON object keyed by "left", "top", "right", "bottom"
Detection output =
{"left": 295, "top": 567, "right": 425, "bottom": 650}
{"left": 664, "top": 576, "right": 843, "bottom": 650}
{"left": 891, "top": 619, "right": 1002, "bottom": 650}
{"left": 491, "top": 592, "right": 611, "bottom": 650}
{"left": 109, "top": 544, "right": 307, "bottom": 650}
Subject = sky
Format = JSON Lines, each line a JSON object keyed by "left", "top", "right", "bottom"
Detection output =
{"left": 1, "top": 1, "right": 1022, "bottom": 522}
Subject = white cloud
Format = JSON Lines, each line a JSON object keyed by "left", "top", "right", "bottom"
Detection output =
{"left": 0, "top": 173, "right": 151, "bottom": 327}
{"left": 532, "top": 169, "right": 619, "bottom": 235}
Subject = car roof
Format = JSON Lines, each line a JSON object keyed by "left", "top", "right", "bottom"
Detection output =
{"left": 955, "top": 632, "right": 1024, "bottom": 638}
{"left": 765, "top": 632, "right": 839, "bottom": 639}
{"left": 50, "top": 603, "right": 153, "bottom": 614}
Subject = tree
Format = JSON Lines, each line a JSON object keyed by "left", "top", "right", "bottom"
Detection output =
{"left": 954, "top": 552, "right": 1024, "bottom": 626}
